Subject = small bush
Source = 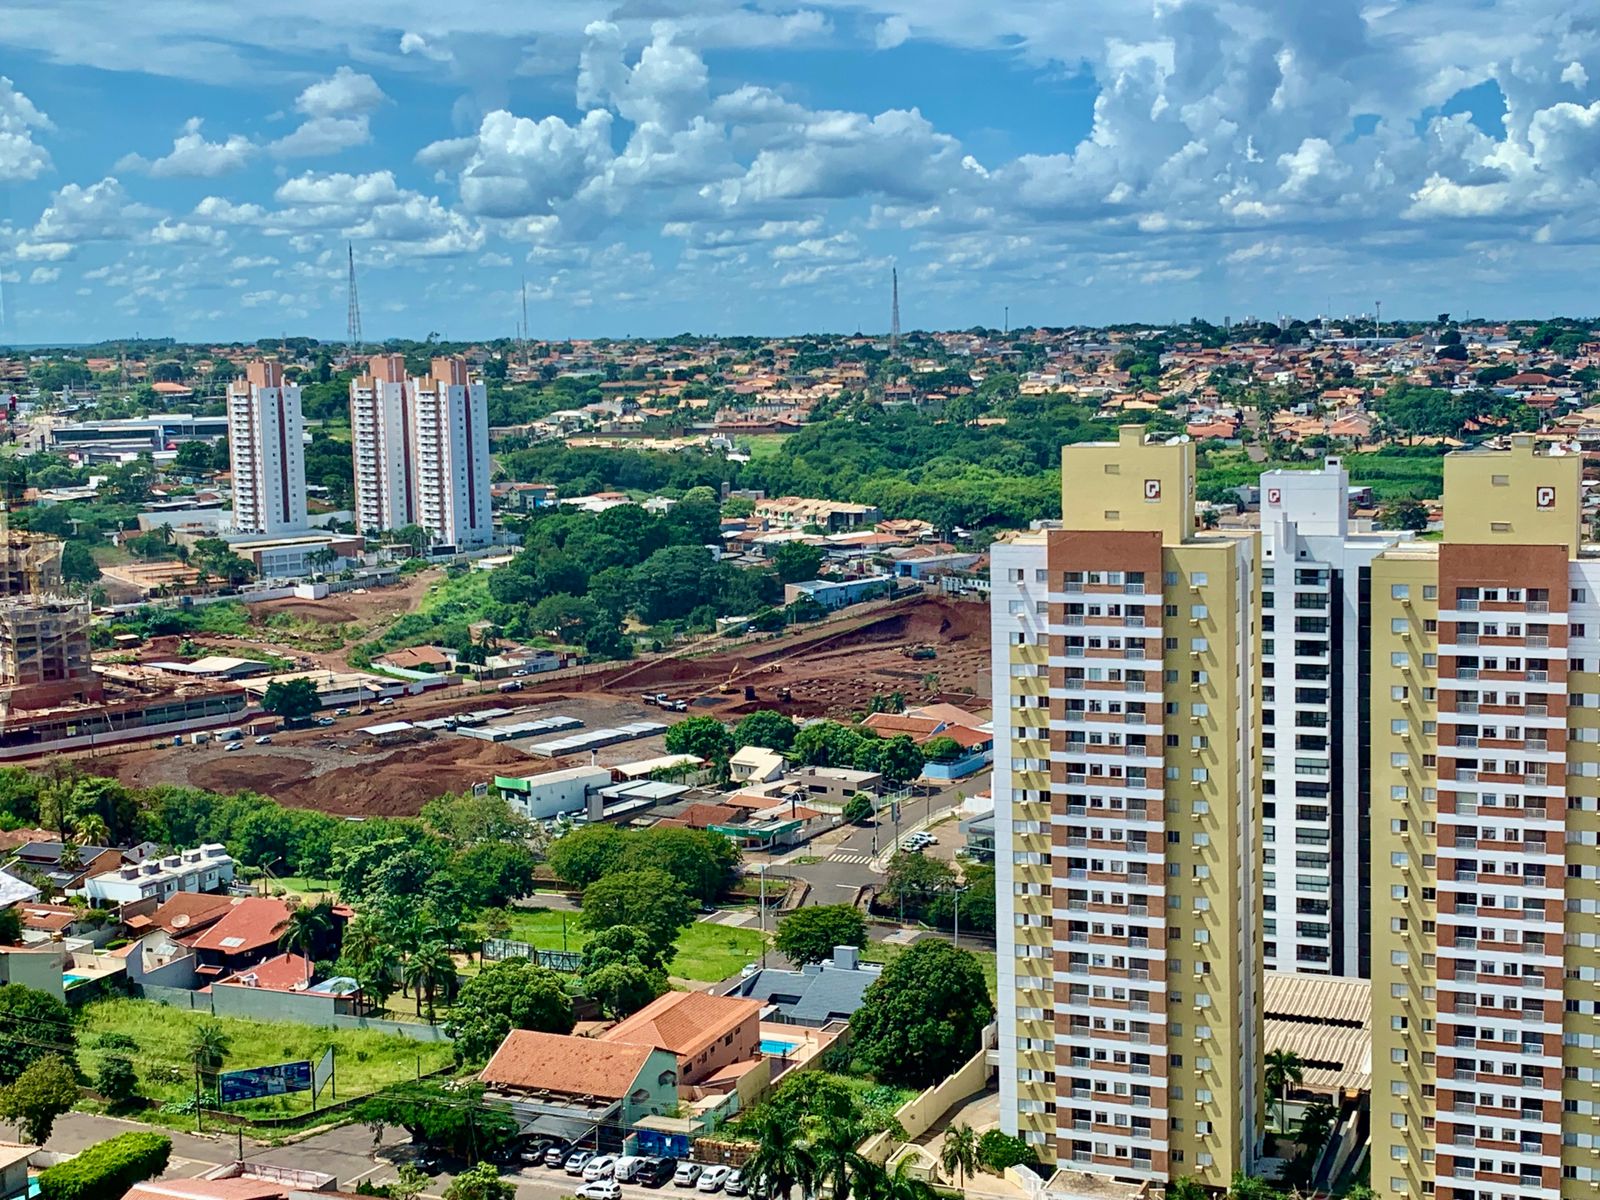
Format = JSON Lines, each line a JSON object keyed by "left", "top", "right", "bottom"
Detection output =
{"left": 38, "top": 1131, "right": 172, "bottom": 1200}
{"left": 976, "top": 1130, "right": 1037, "bottom": 1173}
{"left": 95, "top": 1056, "right": 138, "bottom": 1106}
{"left": 91, "top": 1032, "right": 137, "bottom": 1052}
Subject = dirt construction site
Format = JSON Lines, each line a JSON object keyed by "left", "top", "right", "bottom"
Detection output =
{"left": 87, "top": 593, "right": 990, "bottom": 818}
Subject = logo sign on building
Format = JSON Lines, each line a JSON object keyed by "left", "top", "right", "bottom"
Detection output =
{"left": 1144, "top": 479, "right": 1162, "bottom": 501}
{"left": 1267, "top": 488, "right": 1282, "bottom": 506}
{"left": 219, "top": 1060, "right": 313, "bottom": 1104}
{"left": 1536, "top": 485, "right": 1556, "bottom": 510}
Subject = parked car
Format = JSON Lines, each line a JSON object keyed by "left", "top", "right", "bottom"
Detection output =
{"left": 576, "top": 1184, "right": 622, "bottom": 1200}
{"left": 565, "top": 1150, "right": 595, "bottom": 1176}
{"left": 724, "top": 1170, "right": 748, "bottom": 1197}
{"left": 335, "top": 708, "right": 350, "bottom": 716}
{"left": 544, "top": 1145, "right": 572, "bottom": 1169}
{"left": 224, "top": 741, "right": 243, "bottom": 752}
{"left": 639, "top": 1158, "right": 678, "bottom": 1188}
{"left": 613, "top": 1157, "right": 647, "bottom": 1183}
{"left": 520, "top": 1140, "right": 554, "bottom": 1165}
{"left": 697, "top": 1166, "right": 731, "bottom": 1193}
{"left": 673, "top": 1162, "right": 703, "bottom": 1188}
{"left": 378, "top": 697, "right": 396, "bottom": 706}
{"left": 584, "top": 1156, "right": 618, "bottom": 1181}
{"left": 316, "top": 717, "right": 335, "bottom": 727}
{"left": 254, "top": 735, "right": 273, "bottom": 745}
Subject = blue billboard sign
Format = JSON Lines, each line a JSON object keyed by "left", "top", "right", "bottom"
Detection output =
{"left": 218, "top": 1060, "right": 313, "bottom": 1103}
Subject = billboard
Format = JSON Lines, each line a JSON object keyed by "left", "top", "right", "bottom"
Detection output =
{"left": 219, "top": 1060, "right": 313, "bottom": 1104}
{"left": 313, "top": 1046, "right": 334, "bottom": 1100}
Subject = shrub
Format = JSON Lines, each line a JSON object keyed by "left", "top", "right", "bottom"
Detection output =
{"left": 38, "top": 1132, "right": 172, "bottom": 1200}
{"left": 977, "top": 1130, "right": 1037, "bottom": 1173}
{"left": 95, "top": 1056, "right": 138, "bottom": 1106}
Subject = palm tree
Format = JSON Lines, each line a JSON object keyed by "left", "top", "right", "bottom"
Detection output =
{"left": 357, "top": 955, "right": 398, "bottom": 1017}
{"left": 71, "top": 813, "right": 109, "bottom": 848}
{"left": 189, "top": 1021, "right": 230, "bottom": 1084}
{"left": 809, "top": 1100, "right": 873, "bottom": 1200}
{"left": 404, "top": 941, "right": 454, "bottom": 1023}
{"left": 860, "top": 1159, "right": 933, "bottom": 1200}
{"left": 276, "top": 900, "right": 334, "bottom": 979}
{"left": 939, "top": 1124, "right": 979, "bottom": 1190}
{"left": 1265, "top": 1047, "right": 1306, "bottom": 1134}
{"left": 743, "top": 1108, "right": 816, "bottom": 1200}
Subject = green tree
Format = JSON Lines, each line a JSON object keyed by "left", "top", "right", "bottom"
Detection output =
{"left": 445, "top": 958, "right": 575, "bottom": 1063}
{"left": 0, "top": 907, "right": 20, "bottom": 946}
{"left": 172, "top": 441, "right": 215, "bottom": 476}
{"left": 876, "top": 734, "right": 925, "bottom": 785}
{"left": 1166, "top": 1179, "right": 1209, "bottom": 1200}
{"left": 939, "top": 1124, "right": 979, "bottom": 1189}
{"left": 421, "top": 793, "right": 533, "bottom": 847}
{"left": 791, "top": 720, "right": 867, "bottom": 768}
{"left": 775, "top": 905, "right": 867, "bottom": 965}
{"left": 0, "top": 1054, "right": 80, "bottom": 1143}
{"left": 772, "top": 541, "right": 824, "bottom": 584}
{"left": 404, "top": 941, "right": 456, "bottom": 1024}
{"left": 663, "top": 715, "right": 735, "bottom": 765}
{"left": 849, "top": 940, "right": 993, "bottom": 1087}
{"left": 578, "top": 923, "right": 670, "bottom": 975}
{"left": 188, "top": 1022, "right": 229, "bottom": 1083}
{"left": 630, "top": 544, "right": 718, "bottom": 623}
{"left": 975, "top": 1130, "right": 1036, "bottom": 1172}
{"left": 61, "top": 543, "right": 101, "bottom": 586}
{"left": 733, "top": 709, "right": 797, "bottom": 752}
{"left": 1265, "top": 1047, "right": 1306, "bottom": 1133}
{"left": 261, "top": 677, "right": 320, "bottom": 722}
{"left": 387, "top": 1165, "right": 430, "bottom": 1200}
{"left": 358, "top": 1082, "right": 517, "bottom": 1162}
{"left": 841, "top": 792, "right": 874, "bottom": 825}
{"left": 583, "top": 961, "right": 666, "bottom": 1019}
{"left": 1379, "top": 500, "right": 1429, "bottom": 531}
{"left": 743, "top": 1108, "right": 816, "bottom": 1200}
{"left": 617, "top": 826, "right": 738, "bottom": 903}
{"left": 276, "top": 900, "right": 334, "bottom": 976}
{"left": 546, "top": 823, "right": 628, "bottom": 888}
{"left": 921, "top": 735, "right": 963, "bottom": 764}
{"left": 0, "top": 985, "right": 76, "bottom": 1085}
{"left": 96, "top": 1055, "right": 139, "bottom": 1107}
{"left": 448, "top": 843, "right": 539, "bottom": 909}
{"left": 443, "top": 1163, "right": 513, "bottom": 1200}
{"left": 579, "top": 868, "right": 695, "bottom": 956}
{"left": 883, "top": 850, "right": 957, "bottom": 919}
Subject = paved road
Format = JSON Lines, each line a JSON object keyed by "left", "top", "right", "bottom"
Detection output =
{"left": 34, "top": 1113, "right": 736, "bottom": 1200}
{"left": 756, "top": 771, "right": 989, "bottom": 905}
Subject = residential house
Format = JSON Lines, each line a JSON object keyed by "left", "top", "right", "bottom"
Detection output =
{"left": 728, "top": 746, "right": 786, "bottom": 784}
{"left": 182, "top": 897, "right": 293, "bottom": 978}
{"left": 8, "top": 843, "right": 123, "bottom": 893}
{"left": 601, "top": 990, "right": 764, "bottom": 1087}
{"left": 77, "top": 844, "right": 236, "bottom": 906}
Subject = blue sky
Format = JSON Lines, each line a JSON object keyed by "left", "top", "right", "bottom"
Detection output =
{"left": 1, "top": 0, "right": 1599, "bottom": 344}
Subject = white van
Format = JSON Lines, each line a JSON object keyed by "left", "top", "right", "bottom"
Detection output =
{"left": 613, "top": 1158, "right": 647, "bottom": 1183}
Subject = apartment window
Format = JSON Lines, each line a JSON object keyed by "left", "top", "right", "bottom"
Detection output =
{"left": 1105, "top": 511, "right": 1121, "bottom": 521}
{"left": 1392, "top": 584, "right": 1410, "bottom": 599}
{"left": 1193, "top": 572, "right": 1209, "bottom": 587}
{"left": 1423, "top": 585, "right": 1437, "bottom": 600}
{"left": 1391, "top": 618, "right": 1408, "bottom": 633}
{"left": 1575, "top": 588, "right": 1588, "bottom": 604}
{"left": 1391, "top": 652, "right": 1407, "bottom": 667}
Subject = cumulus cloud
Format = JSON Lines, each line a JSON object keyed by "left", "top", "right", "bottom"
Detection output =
{"left": 270, "top": 66, "right": 388, "bottom": 158}
{"left": 0, "top": 76, "right": 53, "bottom": 181}
{"left": 19, "top": 177, "right": 156, "bottom": 260}
{"left": 117, "top": 117, "right": 254, "bottom": 178}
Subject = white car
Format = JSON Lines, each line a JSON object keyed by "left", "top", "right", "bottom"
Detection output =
{"left": 224, "top": 741, "right": 244, "bottom": 752}
{"left": 576, "top": 1183, "right": 622, "bottom": 1200}
{"left": 584, "top": 1156, "right": 618, "bottom": 1182}
{"left": 254, "top": 735, "right": 273, "bottom": 745}
{"left": 697, "top": 1166, "right": 731, "bottom": 1193}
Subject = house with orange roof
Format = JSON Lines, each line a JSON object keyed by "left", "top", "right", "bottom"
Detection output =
{"left": 601, "top": 990, "right": 764, "bottom": 1087}
{"left": 480, "top": 1029, "right": 680, "bottom": 1129}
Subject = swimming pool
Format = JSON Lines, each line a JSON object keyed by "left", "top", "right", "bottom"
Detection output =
{"left": 759, "top": 1038, "right": 799, "bottom": 1056}
{"left": 62, "top": 974, "right": 88, "bottom": 987}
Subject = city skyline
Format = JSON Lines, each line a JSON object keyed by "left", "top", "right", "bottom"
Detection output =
{"left": 2, "top": 1, "right": 1599, "bottom": 343}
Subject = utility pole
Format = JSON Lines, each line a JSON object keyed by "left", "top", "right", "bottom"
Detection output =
{"left": 758, "top": 864, "right": 768, "bottom": 968}
{"left": 1374, "top": 299, "right": 1382, "bottom": 343}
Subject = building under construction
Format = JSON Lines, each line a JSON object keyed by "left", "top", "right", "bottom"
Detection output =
{"left": 0, "top": 525, "right": 247, "bottom": 757}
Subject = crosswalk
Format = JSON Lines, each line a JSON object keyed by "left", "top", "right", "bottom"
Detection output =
{"left": 827, "top": 851, "right": 874, "bottom": 865}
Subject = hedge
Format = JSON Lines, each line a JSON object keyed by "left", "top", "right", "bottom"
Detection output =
{"left": 38, "top": 1132, "right": 172, "bottom": 1200}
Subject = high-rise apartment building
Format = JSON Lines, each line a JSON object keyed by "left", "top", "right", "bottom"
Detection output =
{"left": 991, "top": 425, "right": 1263, "bottom": 1188}
{"left": 227, "top": 361, "right": 306, "bottom": 536}
{"left": 1370, "top": 433, "right": 1593, "bottom": 1200}
{"left": 1260, "top": 460, "right": 1413, "bottom": 977}
{"left": 348, "top": 354, "right": 491, "bottom": 551}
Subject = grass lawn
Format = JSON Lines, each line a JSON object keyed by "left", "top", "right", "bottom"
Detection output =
{"left": 260, "top": 875, "right": 339, "bottom": 901}
{"left": 503, "top": 908, "right": 768, "bottom": 982}
{"left": 738, "top": 434, "right": 793, "bottom": 462}
{"left": 79, "top": 998, "right": 456, "bottom": 1129}
{"left": 864, "top": 939, "right": 997, "bottom": 1000}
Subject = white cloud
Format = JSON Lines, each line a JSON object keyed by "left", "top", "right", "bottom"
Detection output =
{"left": 28, "top": 178, "right": 155, "bottom": 250}
{"left": 117, "top": 117, "right": 254, "bottom": 178}
{"left": 875, "top": 17, "right": 910, "bottom": 50}
{"left": 27, "top": 267, "right": 59, "bottom": 284}
{"left": 269, "top": 67, "right": 388, "bottom": 158}
{"left": 0, "top": 76, "right": 53, "bottom": 181}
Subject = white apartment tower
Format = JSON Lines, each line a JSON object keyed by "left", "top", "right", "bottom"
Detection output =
{"left": 1259, "top": 459, "right": 1412, "bottom": 977}
{"left": 349, "top": 354, "right": 492, "bottom": 551}
{"left": 227, "top": 361, "right": 307, "bottom": 536}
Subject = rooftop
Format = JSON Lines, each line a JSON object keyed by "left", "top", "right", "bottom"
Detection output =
{"left": 601, "top": 990, "right": 764, "bottom": 1060}
{"left": 480, "top": 1029, "right": 660, "bottom": 1100}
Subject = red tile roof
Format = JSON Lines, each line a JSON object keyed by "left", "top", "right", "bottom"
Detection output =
{"left": 151, "top": 892, "right": 236, "bottom": 935}
{"left": 601, "top": 990, "right": 762, "bottom": 1061}
{"left": 480, "top": 1030, "right": 657, "bottom": 1099}
{"left": 184, "top": 897, "right": 290, "bottom": 955}
{"left": 216, "top": 952, "right": 316, "bottom": 991}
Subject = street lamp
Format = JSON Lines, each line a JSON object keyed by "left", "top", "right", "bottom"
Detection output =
{"left": 949, "top": 883, "right": 970, "bottom": 950}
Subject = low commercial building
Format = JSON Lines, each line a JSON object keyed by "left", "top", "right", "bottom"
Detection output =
{"left": 480, "top": 1029, "right": 681, "bottom": 1141}
{"left": 494, "top": 765, "right": 610, "bottom": 820}
{"left": 782, "top": 576, "right": 892, "bottom": 611}
{"left": 791, "top": 765, "right": 881, "bottom": 806}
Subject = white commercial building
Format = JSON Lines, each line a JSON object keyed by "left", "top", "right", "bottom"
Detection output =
{"left": 227, "top": 362, "right": 307, "bottom": 536}
{"left": 1259, "top": 458, "right": 1411, "bottom": 978}
{"left": 77, "top": 844, "right": 236, "bottom": 905}
{"left": 495, "top": 765, "right": 611, "bottom": 820}
{"left": 349, "top": 354, "right": 492, "bottom": 551}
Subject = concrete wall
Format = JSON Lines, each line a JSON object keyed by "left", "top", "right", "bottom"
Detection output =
{"left": 0, "top": 947, "right": 65, "bottom": 1001}
{"left": 139, "top": 983, "right": 452, "bottom": 1042}
{"left": 921, "top": 748, "right": 992, "bottom": 781}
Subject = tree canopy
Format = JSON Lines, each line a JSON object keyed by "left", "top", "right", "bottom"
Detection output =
{"left": 443, "top": 959, "right": 574, "bottom": 1064}
{"left": 848, "top": 940, "right": 993, "bottom": 1086}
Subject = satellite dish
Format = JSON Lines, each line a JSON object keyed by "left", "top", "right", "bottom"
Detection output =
{"left": 172, "top": 914, "right": 191, "bottom": 929}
